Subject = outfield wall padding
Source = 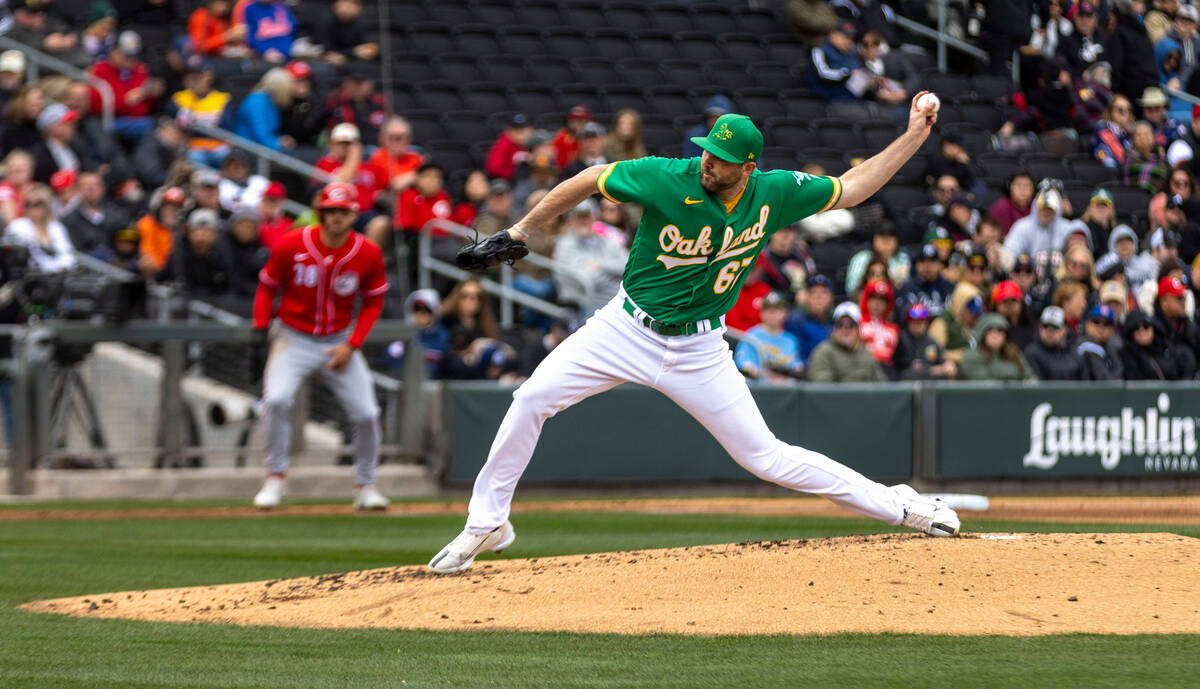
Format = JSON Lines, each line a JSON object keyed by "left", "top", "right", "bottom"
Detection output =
{"left": 446, "top": 383, "right": 913, "bottom": 484}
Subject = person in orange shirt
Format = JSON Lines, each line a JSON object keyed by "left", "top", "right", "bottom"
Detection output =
{"left": 188, "top": 0, "right": 246, "bottom": 57}
{"left": 137, "top": 186, "right": 186, "bottom": 272}
{"left": 366, "top": 115, "right": 425, "bottom": 197}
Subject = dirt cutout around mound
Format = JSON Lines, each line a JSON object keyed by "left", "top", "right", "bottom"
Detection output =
{"left": 24, "top": 533, "right": 1200, "bottom": 636}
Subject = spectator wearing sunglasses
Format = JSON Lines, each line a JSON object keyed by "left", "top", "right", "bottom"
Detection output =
{"left": 806, "top": 302, "right": 886, "bottom": 383}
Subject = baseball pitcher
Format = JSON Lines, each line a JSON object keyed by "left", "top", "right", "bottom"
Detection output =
{"left": 251, "top": 182, "right": 390, "bottom": 510}
{"left": 431, "top": 93, "right": 959, "bottom": 574}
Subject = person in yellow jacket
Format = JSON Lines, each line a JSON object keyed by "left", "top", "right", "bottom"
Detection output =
{"left": 167, "top": 61, "right": 234, "bottom": 168}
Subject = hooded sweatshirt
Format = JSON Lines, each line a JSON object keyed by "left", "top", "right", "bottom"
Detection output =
{"left": 858, "top": 279, "right": 899, "bottom": 366}
{"left": 1094, "top": 224, "right": 1161, "bottom": 286}
{"left": 1120, "top": 310, "right": 1197, "bottom": 379}
{"left": 383, "top": 289, "right": 451, "bottom": 376}
{"left": 1003, "top": 192, "right": 1075, "bottom": 261}
{"left": 1156, "top": 37, "right": 1193, "bottom": 122}
{"left": 959, "top": 313, "right": 1035, "bottom": 381}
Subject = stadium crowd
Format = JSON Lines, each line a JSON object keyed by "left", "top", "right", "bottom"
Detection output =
{"left": 0, "top": 0, "right": 1199, "bottom": 389}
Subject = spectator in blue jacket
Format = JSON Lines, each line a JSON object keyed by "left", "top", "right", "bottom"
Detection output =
{"left": 682, "top": 95, "right": 733, "bottom": 158}
{"left": 232, "top": 67, "right": 296, "bottom": 151}
{"left": 383, "top": 289, "right": 451, "bottom": 378}
{"left": 735, "top": 292, "right": 804, "bottom": 384}
{"left": 807, "top": 23, "right": 863, "bottom": 101}
{"left": 243, "top": 0, "right": 297, "bottom": 63}
{"left": 785, "top": 275, "right": 836, "bottom": 362}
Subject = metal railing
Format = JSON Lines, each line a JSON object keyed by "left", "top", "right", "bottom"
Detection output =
{"left": 893, "top": 10, "right": 988, "bottom": 72}
{"left": 416, "top": 219, "right": 596, "bottom": 327}
{"left": 190, "top": 122, "right": 334, "bottom": 184}
{"left": 1, "top": 35, "right": 114, "bottom": 131}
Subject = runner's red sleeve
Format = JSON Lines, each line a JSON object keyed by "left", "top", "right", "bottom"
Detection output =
{"left": 253, "top": 282, "right": 277, "bottom": 330}
{"left": 347, "top": 292, "right": 383, "bottom": 349}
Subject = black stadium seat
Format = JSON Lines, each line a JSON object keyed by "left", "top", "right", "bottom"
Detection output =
{"left": 554, "top": 83, "right": 605, "bottom": 113}
{"left": 405, "top": 109, "right": 447, "bottom": 142}
{"left": 783, "top": 97, "right": 827, "bottom": 121}
{"left": 763, "top": 117, "right": 820, "bottom": 149}
{"left": 507, "top": 83, "right": 558, "bottom": 116}
{"left": 630, "top": 29, "right": 674, "bottom": 61}
{"left": 812, "top": 119, "right": 860, "bottom": 150}
{"left": 977, "top": 153, "right": 1027, "bottom": 182}
{"left": 644, "top": 85, "right": 694, "bottom": 118}
{"left": 393, "top": 51, "right": 434, "bottom": 78}
{"left": 479, "top": 54, "right": 528, "bottom": 83}
{"left": 858, "top": 121, "right": 902, "bottom": 152}
{"left": 763, "top": 34, "right": 810, "bottom": 66}
{"left": 648, "top": 3, "right": 694, "bottom": 33}
{"left": 525, "top": 56, "right": 575, "bottom": 86}
{"left": 426, "top": 0, "right": 474, "bottom": 25}
{"left": 602, "top": 83, "right": 650, "bottom": 112}
{"left": 759, "top": 146, "right": 801, "bottom": 171}
{"left": 424, "top": 140, "right": 475, "bottom": 174}
{"left": 734, "top": 6, "right": 782, "bottom": 34}
{"left": 461, "top": 81, "right": 512, "bottom": 114}
{"left": 719, "top": 32, "right": 770, "bottom": 63}
{"left": 497, "top": 26, "right": 544, "bottom": 56}
{"left": 639, "top": 114, "right": 679, "bottom": 151}
{"left": 453, "top": 24, "right": 501, "bottom": 56}
{"left": 661, "top": 59, "right": 707, "bottom": 89}
{"left": 405, "top": 21, "right": 456, "bottom": 55}
{"left": 431, "top": 53, "right": 482, "bottom": 83}
{"left": 734, "top": 87, "right": 785, "bottom": 120}
{"left": 1020, "top": 154, "right": 1069, "bottom": 183}
{"left": 412, "top": 80, "right": 466, "bottom": 111}
{"left": 674, "top": 31, "right": 720, "bottom": 61}
{"left": 516, "top": 0, "right": 563, "bottom": 26}
{"left": 1068, "top": 155, "right": 1121, "bottom": 186}
{"left": 588, "top": 28, "right": 637, "bottom": 60}
{"left": 691, "top": 3, "right": 736, "bottom": 34}
{"left": 473, "top": 0, "right": 518, "bottom": 27}
{"left": 561, "top": 0, "right": 606, "bottom": 28}
{"left": 570, "top": 57, "right": 621, "bottom": 85}
{"left": 542, "top": 26, "right": 588, "bottom": 58}
{"left": 706, "top": 59, "right": 748, "bottom": 92}
{"left": 748, "top": 61, "right": 795, "bottom": 91}
{"left": 616, "top": 58, "right": 664, "bottom": 88}
{"left": 440, "top": 110, "right": 493, "bottom": 146}
{"left": 607, "top": 2, "right": 650, "bottom": 31}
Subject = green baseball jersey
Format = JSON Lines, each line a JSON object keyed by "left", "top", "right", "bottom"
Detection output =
{"left": 597, "top": 156, "right": 842, "bottom": 323}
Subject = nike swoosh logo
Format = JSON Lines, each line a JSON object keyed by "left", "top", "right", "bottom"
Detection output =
{"left": 684, "top": 197, "right": 704, "bottom": 205}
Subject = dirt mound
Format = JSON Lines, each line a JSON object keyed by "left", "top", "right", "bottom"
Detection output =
{"left": 24, "top": 533, "right": 1200, "bottom": 636}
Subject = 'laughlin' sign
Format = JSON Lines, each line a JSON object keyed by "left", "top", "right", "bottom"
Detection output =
{"left": 1023, "top": 393, "right": 1199, "bottom": 472}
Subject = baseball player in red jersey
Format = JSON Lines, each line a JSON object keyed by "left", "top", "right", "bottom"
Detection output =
{"left": 251, "top": 182, "right": 391, "bottom": 510}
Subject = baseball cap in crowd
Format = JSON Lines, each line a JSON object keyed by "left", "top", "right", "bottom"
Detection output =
{"left": 922, "top": 225, "right": 952, "bottom": 247}
{"left": 832, "top": 21, "right": 857, "bottom": 38}
{"left": 832, "top": 301, "right": 861, "bottom": 324}
{"left": 966, "top": 250, "right": 988, "bottom": 270}
{"left": 991, "top": 279, "right": 1022, "bottom": 303}
{"left": 116, "top": 30, "right": 141, "bottom": 55}
{"left": 1040, "top": 305, "right": 1066, "bottom": 328}
{"left": 114, "top": 225, "right": 140, "bottom": 244}
{"left": 566, "top": 105, "right": 592, "bottom": 122}
{"left": 188, "top": 208, "right": 219, "bottom": 229}
{"left": 161, "top": 186, "right": 187, "bottom": 205}
{"left": 915, "top": 243, "right": 942, "bottom": 262}
{"left": 231, "top": 207, "right": 259, "bottom": 225}
{"left": 761, "top": 291, "right": 788, "bottom": 310}
{"left": 807, "top": 274, "right": 833, "bottom": 290}
{"left": 1090, "top": 187, "right": 1113, "bottom": 206}
{"left": 569, "top": 198, "right": 595, "bottom": 216}
{"left": 49, "top": 169, "right": 76, "bottom": 191}
{"left": 509, "top": 112, "right": 530, "bottom": 128}
{"left": 1150, "top": 226, "right": 1180, "bottom": 249}
{"left": 907, "top": 303, "right": 931, "bottom": 321}
{"left": 1036, "top": 189, "right": 1062, "bottom": 212}
{"left": 1077, "top": 1, "right": 1097, "bottom": 14}
{"left": 330, "top": 122, "right": 361, "bottom": 143}
{"left": 488, "top": 178, "right": 511, "bottom": 196}
{"left": 1168, "top": 139, "right": 1194, "bottom": 168}
{"left": 1012, "top": 253, "right": 1035, "bottom": 273}
{"left": 577, "top": 121, "right": 605, "bottom": 139}
{"left": 1158, "top": 275, "right": 1187, "bottom": 298}
{"left": 691, "top": 113, "right": 763, "bottom": 164}
{"left": 36, "top": 103, "right": 77, "bottom": 131}
{"left": 1139, "top": 86, "right": 1169, "bottom": 108}
{"left": 345, "top": 62, "right": 374, "bottom": 81}
{"left": 192, "top": 169, "right": 220, "bottom": 187}
{"left": 286, "top": 61, "right": 312, "bottom": 81}
{"left": 873, "top": 222, "right": 897, "bottom": 237}
{"left": 1178, "top": 4, "right": 1199, "bottom": 21}
{"left": 263, "top": 181, "right": 287, "bottom": 199}
{"left": 1087, "top": 304, "right": 1116, "bottom": 325}
{"left": 947, "top": 192, "right": 972, "bottom": 210}
{"left": 0, "top": 50, "right": 25, "bottom": 73}
{"left": 1099, "top": 280, "right": 1127, "bottom": 305}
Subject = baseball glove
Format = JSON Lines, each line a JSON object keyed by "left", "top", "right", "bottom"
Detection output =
{"left": 455, "top": 230, "right": 529, "bottom": 271}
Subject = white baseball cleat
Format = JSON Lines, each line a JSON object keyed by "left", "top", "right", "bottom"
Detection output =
{"left": 253, "top": 475, "right": 286, "bottom": 509}
{"left": 894, "top": 484, "right": 960, "bottom": 537}
{"left": 428, "top": 521, "right": 516, "bottom": 574}
{"left": 353, "top": 484, "right": 390, "bottom": 511}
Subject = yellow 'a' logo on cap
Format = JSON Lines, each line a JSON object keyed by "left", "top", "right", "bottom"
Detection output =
{"left": 714, "top": 123, "right": 733, "bottom": 141}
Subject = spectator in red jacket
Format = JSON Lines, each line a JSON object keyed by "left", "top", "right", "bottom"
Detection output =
{"left": 397, "top": 163, "right": 454, "bottom": 234}
{"left": 367, "top": 115, "right": 424, "bottom": 195}
{"left": 88, "top": 31, "right": 163, "bottom": 142}
{"left": 859, "top": 278, "right": 900, "bottom": 369}
{"left": 188, "top": 0, "right": 247, "bottom": 57}
{"left": 257, "top": 181, "right": 293, "bottom": 249}
{"left": 485, "top": 113, "right": 534, "bottom": 180}
{"left": 552, "top": 105, "right": 592, "bottom": 169}
{"left": 315, "top": 122, "right": 389, "bottom": 244}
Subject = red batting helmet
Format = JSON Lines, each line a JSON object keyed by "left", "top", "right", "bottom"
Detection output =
{"left": 316, "top": 182, "right": 359, "bottom": 212}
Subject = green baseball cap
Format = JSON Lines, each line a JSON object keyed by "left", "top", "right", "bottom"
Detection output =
{"left": 690, "top": 113, "right": 763, "bottom": 164}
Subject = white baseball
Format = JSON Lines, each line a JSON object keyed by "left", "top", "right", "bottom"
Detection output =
{"left": 917, "top": 93, "right": 940, "bottom": 113}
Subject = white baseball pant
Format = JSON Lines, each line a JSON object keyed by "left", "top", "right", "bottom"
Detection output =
{"left": 465, "top": 287, "right": 906, "bottom": 533}
{"left": 261, "top": 325, "right": 381, "bottom": 486}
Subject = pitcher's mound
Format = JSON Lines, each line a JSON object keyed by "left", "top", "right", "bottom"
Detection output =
{"left": 23, "top": 533, "right": 1200, "bottom": 636}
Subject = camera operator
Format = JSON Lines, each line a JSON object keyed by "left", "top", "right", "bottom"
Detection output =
{"left": 3, "top": 184, "right": 76, "bottom": 274}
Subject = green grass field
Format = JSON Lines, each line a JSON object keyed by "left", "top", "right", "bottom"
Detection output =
{"left": 1, "top": 502, "right": 1197, "bottom": 688}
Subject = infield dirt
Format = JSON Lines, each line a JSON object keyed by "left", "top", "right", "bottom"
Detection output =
{"left": 24, "top": 532, "right": 1200, "bottom": 636}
